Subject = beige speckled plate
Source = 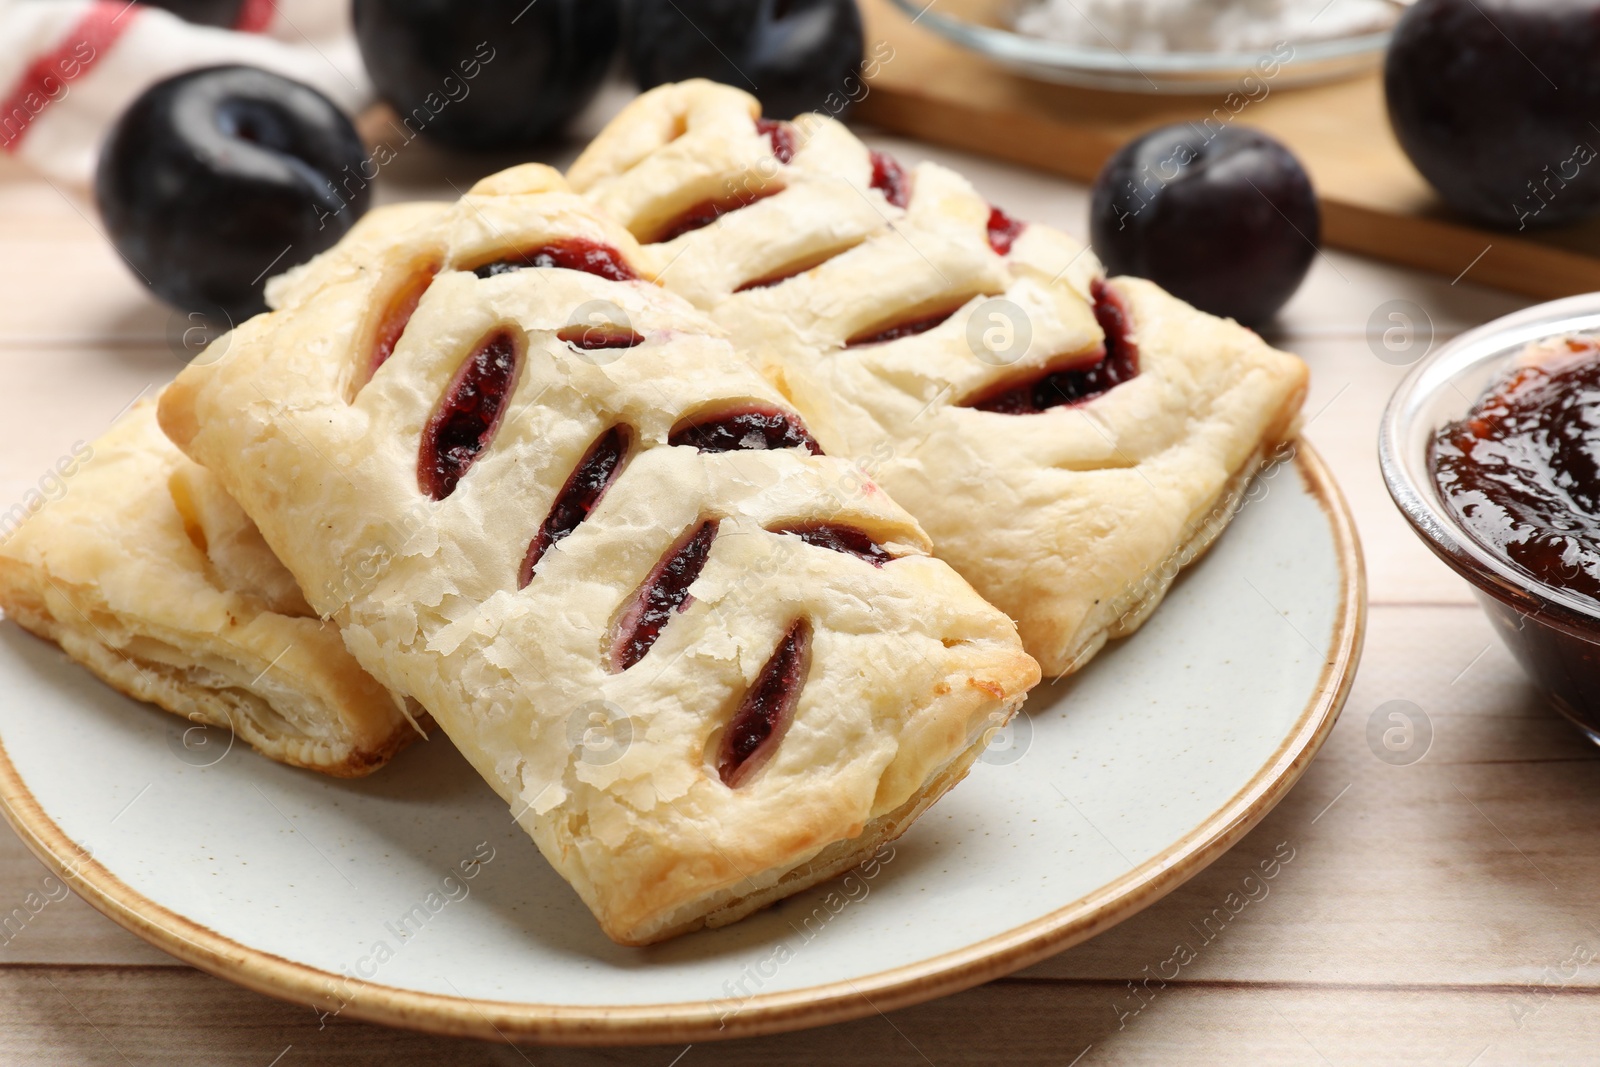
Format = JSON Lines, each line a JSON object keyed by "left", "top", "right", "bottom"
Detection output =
{"left": 0, "top": 442, "right": 1362, "bottom": 1045}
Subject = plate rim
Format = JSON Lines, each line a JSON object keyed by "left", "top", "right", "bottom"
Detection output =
{"left": 0, "top": 441, "right": 1366, "bottom": 1046}
{"left": 880, "top": 0, "right": 1394, "bottom": 91}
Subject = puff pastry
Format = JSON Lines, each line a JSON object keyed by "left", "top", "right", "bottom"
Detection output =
{"left": 569, "top": 81, "right": 1311, "bottom": 675}
{"left": 0, "top": 401, "right": 418, "bottom": 777}
{"left": 158, "top": 170, "right": 1038, "bottom": 945}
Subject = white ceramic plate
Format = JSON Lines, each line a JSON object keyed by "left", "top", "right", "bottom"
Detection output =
{"left": 0, "top": 444, "right": 1362, "bottom": 1045}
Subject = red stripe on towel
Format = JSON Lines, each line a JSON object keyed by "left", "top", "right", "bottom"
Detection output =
{"left": 0, "top": 2, "right": 140, "bottom": 152}
{"left": 233, "top": 0, "right": 277, "bottom": 34}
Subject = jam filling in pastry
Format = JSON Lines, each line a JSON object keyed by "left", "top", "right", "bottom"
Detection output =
{"left": 158, "top": 168, "right": 1039, "bottom": 945}
{"left": 0, "top": 402, "right": 419, "bottom": 777}
{"left": 568, "top": 81, "right": 1311, "bottom": 676}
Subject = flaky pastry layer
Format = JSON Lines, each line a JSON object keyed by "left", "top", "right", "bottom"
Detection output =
{"left": 569, "top": 81, "right": 1310, "bottom": 675}
{"left": 159, "top": 170, "right": 1038, "bottom": 944}
{"left": 0, "top": 401, "right": 417, "bottom": 776}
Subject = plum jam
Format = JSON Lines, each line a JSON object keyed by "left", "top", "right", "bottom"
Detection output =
{"left": 470, "top": 239, "right": 639, "bottom": 282}
{"left": 654, "top": 187, "right": 781, "bottom": 243}
{"left": 986, "top": 205, "right": 1026, "bottom": 255}
{"left": 847, "top": 305, "right": 962, "bottom": 348}
{"left": 772, "top": 522, "right": 893, "bottom": 567}
{"left": 610, "top": 520, "right": 719, "bottom": 672}
{"left": 418, "top": 329, "right": 521, "bottom": 500}
{"left": 964, "top": 280, "right": 1139, "bottom": 413}
{"left": 520, "top": 426, "right": 630, "bottom": 587}
{"left": 1431, "top": 337, "right": 1600, "bottom": 607}
{"left": 870, "top": 151, "right": 910, "bottom": 208}
{"left": 669, "top": 406, "right": 821, "bottom": 454}
{"left": 368, "top": 263, "right": 438, "bottom": 381}
{"left": 718, "top": 619, "right": 812, "bottom": 787}
{"left": 756, "top": 118, "right": 796, "bottom": 165}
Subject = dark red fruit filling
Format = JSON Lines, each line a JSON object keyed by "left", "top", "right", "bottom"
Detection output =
{"left": 418, "top": 329, "right": 521, "bottom": 500}
{"left": 669, "top": 406, "right": 822, "bottom": 454}
{"left": 654, "top": 186, "right": 781, "bottom": 244}
{"left": 773, "top": 523, "right": 893, "bottom": 567}
{"left": 1091, "top": 278, "right": 1136, "bottom": 359}
{"left": 718, "top": 619, "right": 812, "bottom": 787}
{"left": 368, "top": 264, "right": 437, "bottom": 382}
{"left": 847, "top": 304, "right": 961, "bottom": 347}
{"left": 519, "top": 426, "right": 630, "bottom": 588}
{"left": 470, "top": 239, "right": 639, "bottom": 282}
{"left": 965, "top": 280, "right": 1140, "bottom": 414}
{"left": 987, "top": 205, "right": 1026, "bottom": 255}
{"left": 556, "top": 323, "right": 645, "bottom": 351}
{"left": 870, "top": 150, "right": 910, "bottom": 208}
{"left": 756, "top": 117, "right": 796, "bottom": 164}
{"left": 610, "top": 519, "right": 719, "bottom": 672}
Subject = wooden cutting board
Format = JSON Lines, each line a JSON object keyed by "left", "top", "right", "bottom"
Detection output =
{"left": 856, "top": 0, "right": 1600, "bottom": 299}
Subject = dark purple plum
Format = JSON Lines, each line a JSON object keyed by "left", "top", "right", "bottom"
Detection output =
{"left": 627, "top": 0, "right": 864, "bottom": 119}
{"left": 1089, "top": 124, "right": 1318, "bottom": 326}
{"left": 95, "top": 65, "right": 368, "bottom": 323}
{"left": 354, "top": 0, "right": 620, "bottom": 151}
{"left": 1385, "top": 0, "right": 1600, "bottom": 230}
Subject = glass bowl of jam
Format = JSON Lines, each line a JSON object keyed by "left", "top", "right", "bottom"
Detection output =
{"left": 1381, "top": 293, "right": 1600, "bottom": 745}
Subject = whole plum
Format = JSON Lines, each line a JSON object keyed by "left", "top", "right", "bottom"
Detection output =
{"left": 1090, "top": 124, "right": 1319, "bottom": 326}
{"left": 95, "top": 65, "right": 368, "bottom": 323}
{"left": 355, "top": 0, "right": 621, "bottom": 151}
{"left": 627, "top": 0, "right": 865, "bottom": 119}
{"left": 1386, "top": 0, "right": 1600, "bottom": 229}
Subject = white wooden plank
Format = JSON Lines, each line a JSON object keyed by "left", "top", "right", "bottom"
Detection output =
{"left": 1291, "top": 335, "right": 1474, "bottom": 606}
{"left": 0, "top": 343, "right": 174, "bottom": 518}
{"left": 0, "top": 966, "right": 1596, "bottom": 1065}
{"left": 0, "top": 831, "right": 172, "bottom": 967}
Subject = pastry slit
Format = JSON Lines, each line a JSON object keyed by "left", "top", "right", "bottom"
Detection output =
{"left": 519, "top": 426, "right": 631, "bottom": 587}
{"left": 846, "top": 302, "right": 968, "bottom": 348}
{"left": 556, "top": 323, "right": 645, "bottom": 351}
{"left": 353, "top": 260, "right": 438, "bottom": 400}
{"left": 608, "top": 519, "right": 719, "bottom": 673}
{"left": 417, "top": 327, "right": 523, "bottom": 500}
{"left": 652, "top": 186, "right": 784, "bottom": 244}
{"left": 717, "top": 618, "right": 812, "bottom": 788}
{"left": 869, "top": 150, "right": 911, "bottom": 208}
{"left": 961, "top": 345, "right": 1123, "bottom": 413}
{"left": 755, "top": 118, "right": 796, "bottom": 165}
{"left": 768, "top": 522, "right": 894, "bottom": 567}
{"left": 986, "top": 205, "right": 1027, "bottom": 255}
{"left": 962, "top": 280, "right": 1141, "bottom": 413}
{"left": 733, "top": 238, "right": 868, "bottom": 293}
{"left": 668, "top": 405, "right": 821, "bottom": 454}
{"left": 464, "top": 239, "right": 640, "bottom": 282}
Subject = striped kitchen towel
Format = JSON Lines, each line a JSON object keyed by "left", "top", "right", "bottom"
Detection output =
{"left": 0, "top": 0, "right": 370, "bottom": 185}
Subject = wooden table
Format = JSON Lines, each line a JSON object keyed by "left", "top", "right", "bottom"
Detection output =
{"left": 2, "top": 113, "right": 1595, "bottom": 1066}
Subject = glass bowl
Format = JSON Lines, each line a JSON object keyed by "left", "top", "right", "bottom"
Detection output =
{"left": 1380, "top": 292, "right": 1600, "bottom": 745}
{"left": 887, "top": 0, "right": 1397, "bottom": 94}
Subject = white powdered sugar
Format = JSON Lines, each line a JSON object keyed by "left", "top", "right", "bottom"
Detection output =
{"left": 1014, "top": 0, "right": 1398, "bottom": 53}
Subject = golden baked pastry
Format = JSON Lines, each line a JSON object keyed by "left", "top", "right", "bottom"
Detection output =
{"left": 569, "top": 81, "right": 1311, "bottom": 676}
{"left": 0, "top": 401, "right": 418, "bottom": 777}
{"left": 158, "top": 169, "right": 1038, "bottom": 945}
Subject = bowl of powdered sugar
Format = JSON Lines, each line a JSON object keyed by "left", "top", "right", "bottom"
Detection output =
{"left": 887, "top": 0, "right": 1399, "bottom": 92}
